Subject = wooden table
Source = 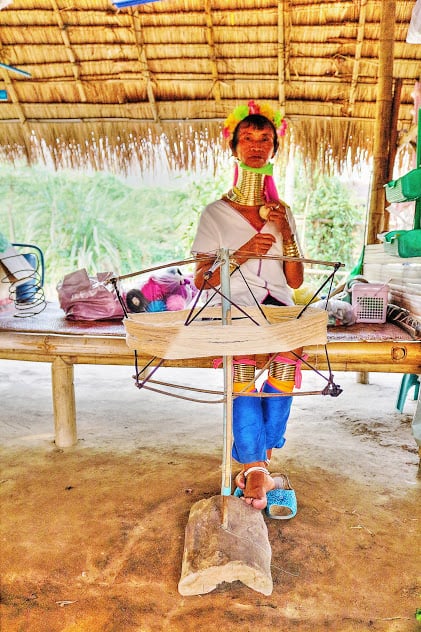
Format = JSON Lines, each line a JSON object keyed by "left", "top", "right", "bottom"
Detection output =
{"left": 1, "top": 302, "right": 420, "bottom": 451}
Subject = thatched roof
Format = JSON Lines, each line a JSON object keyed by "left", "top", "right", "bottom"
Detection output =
{"left": 0, "top": 0, "right": 420, "bottom": 174}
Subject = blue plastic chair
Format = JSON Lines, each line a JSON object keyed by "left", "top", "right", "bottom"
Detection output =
{"left": 396, "top": 374, "right": 420, "bottom": 413}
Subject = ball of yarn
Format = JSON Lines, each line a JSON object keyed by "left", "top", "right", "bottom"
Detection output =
{"left": 177, "top": 284, "right": 189, "bottom": 300}
{"left": 147, "top": 299, "right": 167, "bottom": 312}
{"left": 166, "top": 294, "right": 186, "bottom": 311}
{"left": 293, "top": 284, "right": 318, "bottom": 305}
{"left": 125, "top": 289, "right": 148, "bottom": 313}
{"left": 141, "top": 277, "right": 164, "bottom": 302}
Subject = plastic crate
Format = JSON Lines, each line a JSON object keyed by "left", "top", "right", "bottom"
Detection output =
{"left": 351, "top": 282, "right": 389, "bottom": 323}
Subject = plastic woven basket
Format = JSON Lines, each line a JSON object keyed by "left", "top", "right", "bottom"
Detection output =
{"left": 384, "top": 168, "right": 421, "bottom": 203}
{"left": 351, "top": 283, "right": 389, "bottom": 323}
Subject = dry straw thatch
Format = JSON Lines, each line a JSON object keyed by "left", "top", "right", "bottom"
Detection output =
{"left": 0, "top": 0, "right": 420, "bottom": 174}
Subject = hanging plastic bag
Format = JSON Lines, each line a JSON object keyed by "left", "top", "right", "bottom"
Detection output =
{"left": 57, "top": 269, "right": 124, "bottom": 320}
{"left": 313, "top": 298, "right": 357, "bottom": 326}
{"left": 407, "top": 0, "right": 421, "bottom": 43}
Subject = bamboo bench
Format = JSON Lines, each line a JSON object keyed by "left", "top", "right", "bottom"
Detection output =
{"left": 1, "top": 302, "right": 420, "bottom": 454}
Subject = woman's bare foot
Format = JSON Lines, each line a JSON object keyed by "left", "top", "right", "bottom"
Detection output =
{"left": 244, "top": 469, "right": 276, "bottom": 510}
{"left": 235, "top": 450, "right": 272, "bottom": 490}
{"left": 235, "top": 462, "right": 276, "bottom": 510}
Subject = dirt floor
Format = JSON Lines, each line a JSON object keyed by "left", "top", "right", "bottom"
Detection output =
{"left": 0, "top": 360, "right": 420, "bottom": 632}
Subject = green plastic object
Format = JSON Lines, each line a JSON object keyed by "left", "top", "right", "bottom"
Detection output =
{"left": 384, "top": 168, "right": 421, "bottom": 203}
{"left": 384, "top": 228, "right": 421, "bottom": 257}
{"left": 384, "top": 230, "right": 404, "bottom": 243}
{"left": 348, "top": 247, "right": 365, "bottom": 278}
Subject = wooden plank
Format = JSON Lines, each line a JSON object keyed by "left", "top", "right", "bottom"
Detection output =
{"left": 1, "top": 325, "right": 420, "bottom": 449}
{"left": 0, "top": 332, "right": 419, "bottom": 374}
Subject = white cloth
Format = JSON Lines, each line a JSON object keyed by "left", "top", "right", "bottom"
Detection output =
{"left": 191, "top": 198, "right": 298, "bottom": 306}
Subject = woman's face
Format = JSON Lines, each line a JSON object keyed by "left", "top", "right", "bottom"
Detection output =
{"left": 230, "top": 122, "right": 275, "bottom": 169}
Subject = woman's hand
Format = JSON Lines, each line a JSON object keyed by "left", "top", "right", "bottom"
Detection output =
{"left": 261, "top": 201, "right": 294, "bottom": 242}
{"left": 194, "top": 234, "right": 276, "bottom": 288}
{"left": 261, "top": 201, "right": 304, "bottom": 289}
{"left": 236, "top": 233, "right": 276, "bottom": 262}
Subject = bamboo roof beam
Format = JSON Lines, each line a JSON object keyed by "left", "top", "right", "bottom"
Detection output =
{"left": 130, "top": 9, "right": 159, "bottom": 123}
{"left": 0, "top": 32, "right": 26, "bottom": 124}
{"left": 0, "top": 114, "right": 380, "bottom": 125}
{"left": 13, "top": 57, "right": 421, "bottom": 79}
{"left": 11, "top": 74, "right": 411, "bottom": 89}
{"left": 204, "top": 0, "right": 221, "bottom": 102}
{"left": 277, "top": 0, "right": 290, "bottom": 117}
{"left": 50, "top": 0, "right": 87, "bottom": 103}
{"left": 366, "top": 0, "right": 396, "bottom": 244}
{"left": 348, "top": 0, "right": 367, "bottom": 115}
{"left": 0, "top": 68, "right": 26, "bottom": 123}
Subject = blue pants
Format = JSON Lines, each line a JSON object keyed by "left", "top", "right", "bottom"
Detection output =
{"left": 232, "top": 382, "right": 292, "bottom": 463}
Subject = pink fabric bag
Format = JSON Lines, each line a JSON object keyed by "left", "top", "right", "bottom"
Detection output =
{"left": 57, "top": 269, "right": 124, "bottom": 320}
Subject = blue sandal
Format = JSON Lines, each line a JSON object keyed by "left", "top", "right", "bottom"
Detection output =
{"left": 234, "top": 471, "right": 297, "bottom": 520}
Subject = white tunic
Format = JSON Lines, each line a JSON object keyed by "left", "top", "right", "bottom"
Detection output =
{"left": 191, "top": 198, "right": 298, "bottom": 306}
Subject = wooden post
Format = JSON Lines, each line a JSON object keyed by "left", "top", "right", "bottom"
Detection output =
{"left": 387, "top": 77, "right": 403, "bottom": 183}
{"left": 366, "top": 0, "right": 396, "bottom": 244}
{"left": 357, "top": 371, "right": 369, "bottom": 385}
{"left": 51, "top": 356, "right": 77, "bottom": 448}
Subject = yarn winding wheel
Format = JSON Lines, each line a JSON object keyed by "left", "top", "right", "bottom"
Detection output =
{"left": 177, "top": 249, "right": 274, "bottom": 596}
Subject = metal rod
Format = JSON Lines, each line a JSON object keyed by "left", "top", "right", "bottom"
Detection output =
{"left": 0, "top": 62, "right": 31, "bottom": 78}
{"left": 108, "top": 257, "right": 199, "bottom": 283}
{"left": 244, "top": 254, "right": 344, "bottom": 267}
{"left": 109, "top": 253, "right": 343, "bottom": 285}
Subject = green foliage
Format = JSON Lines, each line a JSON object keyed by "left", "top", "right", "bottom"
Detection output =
{"left": 0, "top": 163, "right": 366, "bottom": 299}
{"left": 0, "top": 166, "right": 217, "bottom": 294}
{"left": 304, "top": 174, "right": 365, "bottom": 269}
{"left": 177, "top": 170, "right": 231, "bottom": 253}
{"left": 0, "top": 165, "right": 231, "bottom": 297}
{"left": 2, "top": 167, "right": 138, "bottom": 278}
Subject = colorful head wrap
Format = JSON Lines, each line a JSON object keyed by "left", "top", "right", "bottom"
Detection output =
{"left": 223, "top": 100, "right": 287, "bottom": 140}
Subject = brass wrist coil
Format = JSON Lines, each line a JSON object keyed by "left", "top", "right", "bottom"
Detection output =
{"left": 283, "top": 239, "right": 300, "bottom": 258}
